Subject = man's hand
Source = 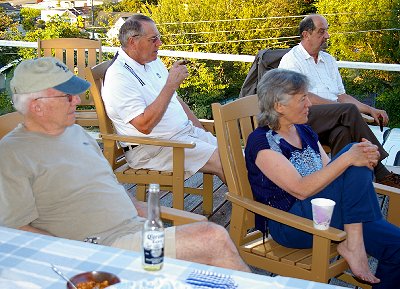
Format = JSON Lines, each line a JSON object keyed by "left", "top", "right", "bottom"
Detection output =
{"left": 19, "top": 225, "right": 54, "bottom": 236}
{"left": 337, "top": 93, "right": 389, "bottom": 126}
{"left": 165, "top": 60, "right": 189, "bottom": 91}
{"left": 131, "top": 198, "right": 148, "bottom": 218}
{"left": 130, "top": 60, "right": 190, "bottom": 134}
{"left": 369, "top": 107, "right": 389, "bottom": 126}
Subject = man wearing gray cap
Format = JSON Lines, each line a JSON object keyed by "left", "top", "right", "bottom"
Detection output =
{"left": 0, "top": 57, "right": 250, "bottom": 272}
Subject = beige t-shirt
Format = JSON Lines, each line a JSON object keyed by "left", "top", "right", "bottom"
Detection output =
{"left": 0, "top": 124, "right": 142, "bottom": 245}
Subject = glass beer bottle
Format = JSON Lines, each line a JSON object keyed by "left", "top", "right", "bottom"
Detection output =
{"left": 142, "top": 184, "right": 164, "bottom": 271}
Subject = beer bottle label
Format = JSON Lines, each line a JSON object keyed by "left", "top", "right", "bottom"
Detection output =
{"left": 143, "top": 231, "right": 164, "bottom": 265}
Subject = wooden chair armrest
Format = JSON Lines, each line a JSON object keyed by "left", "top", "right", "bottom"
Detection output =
{"left": 161, "top": 206, "right": 207, "bottom": 225}
{"left": 361, "top": 113, "right": 374, "bottom": 123}
{"left": 226, "top": 192, "right": 346, "bottom": 242}
{"left": 374, "top": 182, "right": 400, "bottom": 226}
{"left": 134, "top": 200, "right": 207, "bottom": 225}
{"left": 199, "top": 119, "right": 215, "bottom": 134}
{"left": 373, "top": 182, "right": 400, "bottom": 197}
{"left": 100, "top": 133, "right": 196, "bottom": 149}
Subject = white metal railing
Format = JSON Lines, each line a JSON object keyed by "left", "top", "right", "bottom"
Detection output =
{"left": 1, "top": 40, "right": 400, "bottom": 72}
{"left": 1, "top": 40, "right": 399, "bottom": 166}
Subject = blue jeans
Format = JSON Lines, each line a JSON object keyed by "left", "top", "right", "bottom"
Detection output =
{"left": 269, "top": 144, "right": 400, "bottom": 288}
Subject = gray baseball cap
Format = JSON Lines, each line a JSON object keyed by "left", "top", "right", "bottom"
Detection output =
{"left": 10, "top": 57, "right": 90, "bottom": 95}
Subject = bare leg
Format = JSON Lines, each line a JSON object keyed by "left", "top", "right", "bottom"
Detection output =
{"left": 337, "top": 223, "right": 380, "bottom": 284}
{"left": 175, "top": 222, "right": 250, "bottom": 272}
{"left": 200, "top": 149, "right": 226, "bottom": 184}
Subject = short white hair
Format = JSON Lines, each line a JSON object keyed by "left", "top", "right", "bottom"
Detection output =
{"left": 12, "top": 90, "right": 45, "bottom": 114}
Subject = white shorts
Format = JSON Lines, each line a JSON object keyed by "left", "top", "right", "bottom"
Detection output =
{"left": 125, "top": 122, "right": 217, "bottom": 179}
{"left": 110, "top": 226, "right": 176, "bottom": 258}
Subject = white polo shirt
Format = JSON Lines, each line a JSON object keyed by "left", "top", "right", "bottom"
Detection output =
{"left": 102, "top": 48, "right": 188, "bottom": 139}
{"left": 278, "top": 43, "right": 346, "bottom": 101}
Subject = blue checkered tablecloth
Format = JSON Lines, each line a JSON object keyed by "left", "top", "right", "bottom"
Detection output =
{"left": 0, "top": 226, "right": 344, "bottom": 289}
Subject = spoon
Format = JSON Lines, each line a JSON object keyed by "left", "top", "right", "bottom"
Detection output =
{"left": 50, "top": 264, "right": 78, "bottom": 289}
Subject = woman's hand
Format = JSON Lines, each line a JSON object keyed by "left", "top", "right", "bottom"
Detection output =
{"left": 346, "top": 138, "right": 380, "bottom": 169}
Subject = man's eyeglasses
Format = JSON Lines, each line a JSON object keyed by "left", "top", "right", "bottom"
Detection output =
{"left": 148, "top": 34, "right": 161, "bottom": 43}
{"left": 130, "top": 34, "right": 161, "bottom": 43}
{"left": 35, "top": 94, "right": 74, "bottom": 102}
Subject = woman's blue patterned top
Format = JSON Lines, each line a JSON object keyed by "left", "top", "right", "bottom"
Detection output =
{"left": 245, "top": 124, "right": 322, "bottom": 233}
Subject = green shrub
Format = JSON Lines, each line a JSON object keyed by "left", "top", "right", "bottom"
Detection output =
{"left": 376, "top": 86, "right": 400, "bottom": 128}
{"left": 0, "top": 91, "right": 15, "bottom": 115}
{"left": 318, "top": 0, "right": 400, "bottom": 127}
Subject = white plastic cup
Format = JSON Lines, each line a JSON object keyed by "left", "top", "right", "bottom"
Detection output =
{"left": 311, "top": 198, "right": 336, "bottom": 230}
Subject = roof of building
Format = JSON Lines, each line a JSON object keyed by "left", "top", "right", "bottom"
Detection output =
{"left": 0, "top": 2, "right": 20, "bottom": 12}
{"left": 95, "top": 11, "right": 134, "bottom": 27}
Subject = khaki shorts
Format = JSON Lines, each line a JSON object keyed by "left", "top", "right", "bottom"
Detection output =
{"left": 125, "top": 122, "right": 217, "bottom": 179}
{"left": 110, "top": 227, "right": 176, "bottom": 258}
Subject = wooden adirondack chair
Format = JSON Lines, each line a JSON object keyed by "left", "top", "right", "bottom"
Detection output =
{"left": 212, "top": 94, "right": 400, "bottom": 288}
{"left": 0, "top": 111, "right": 207, "bottom": 225}
{"left": 0, "top": 111, "right": 23, "bottom": 139}
{"left": 37, "top": 38, "right": 103, "bottom": 126}
{"left": 86, "top": 61, "right": 215, "bottom": 215}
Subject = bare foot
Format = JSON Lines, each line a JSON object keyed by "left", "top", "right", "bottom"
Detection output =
{"left": 337, "top": 240, "right": 380, "bottom": 284}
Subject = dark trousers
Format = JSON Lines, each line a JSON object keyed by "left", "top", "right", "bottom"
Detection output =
{"left": 269, "top": 144, "right": 400, "bottom": 289}
{"left": 307, "top": 103, "right": 389, "bottom": 160}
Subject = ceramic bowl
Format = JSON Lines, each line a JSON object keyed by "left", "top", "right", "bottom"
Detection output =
{"left": 66, "top": 271, "right": 120, "bottom": 289}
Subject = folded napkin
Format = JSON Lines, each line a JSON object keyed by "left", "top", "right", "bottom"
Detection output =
{"left": 185, "top": 270, "right": 238, "bottom": 289}
{"left": 107, "top": 277, "right": 191, "bottom": 289}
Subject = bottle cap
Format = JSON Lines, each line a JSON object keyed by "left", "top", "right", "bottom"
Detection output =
{"left": 149, "top": 184, "right": 160, "bottom": 190}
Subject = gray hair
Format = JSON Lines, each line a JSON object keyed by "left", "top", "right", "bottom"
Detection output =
{"left": 257, "top": 69, "right": 309, "bottom": 130}
{"left": 299, "top": 14, "right": 317, "bottom": 39}
{"left": 119, "top": 14, "right": 154, "bottom": 48}
{"left": 12, "top": 91, "right": 43, "bottom": 114}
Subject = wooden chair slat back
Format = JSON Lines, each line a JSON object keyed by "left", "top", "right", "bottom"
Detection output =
{"left": 85, "top": 61, "right": 112, "bottom": 133}
{"left": 37, "top": 38, "right": 102, "bottom": 106}
{"left": 212, "top": 94, "right": 259, "bottom": 200}
{"left": 86, "top": 61, "right": 125, "bottom": 170}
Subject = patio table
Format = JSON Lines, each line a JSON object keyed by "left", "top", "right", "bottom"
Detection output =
{"left": 0, "top": 226, "right": 345, "bottom": 289}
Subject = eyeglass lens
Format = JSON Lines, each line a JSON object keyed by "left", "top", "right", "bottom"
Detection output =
{"left": 35, "top": 94, "right": 73, "bottom": 102}
{"left": 150, "top": 35, "right": 161, "bottom": 43}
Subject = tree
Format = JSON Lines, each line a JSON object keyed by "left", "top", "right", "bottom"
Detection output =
{"left": 101, "top": 0, "right": 144, "bottom": 12}
{"left": 140, "top": 0, "right": 310, "bottom": 118}
{"left": 146, "top": 0, "right": 308, "bottom": 55}
{"left": 18, "top": 14, "right": 90, "bottom": 60}
{"left": 0, "top": 8, "right": 14, "bottom": 36}
{"left": 0, "top": 8, "right": 20, "bottom": 66}
{"left": 111, "top": 0, "right": 143, "bottom": 13}
{"left": 20, "top": 7, "right": 41, "bottom": 31}
{"left": 317, "top": 0, "right": 400, "bottom": 127}
{"left": 0, "top": 91, "right": 14, "bottom": 115}
{"left": 95, "top": 0, "right": 317, "bottom": 118}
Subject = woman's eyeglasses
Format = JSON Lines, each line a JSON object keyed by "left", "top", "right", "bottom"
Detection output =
{"left": 35, "top": 94, "right": 74, "bottom": 102}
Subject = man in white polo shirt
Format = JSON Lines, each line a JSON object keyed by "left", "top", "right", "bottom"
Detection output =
{"left": 102, "top": 14, "right": 224, "bottom": 182}
{"left": 279, "top": 14, "right": 400, "bottom": 189}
